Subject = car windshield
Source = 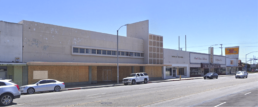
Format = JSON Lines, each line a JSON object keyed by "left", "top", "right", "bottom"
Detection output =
{"left": 129, "top": 74, "right": 136, "bottom": 77}
{"left": 206, "top": 73, "right": 213, "bottom": 75}
{"left": 237, "top": 71, "right": 243, "bottom": 74}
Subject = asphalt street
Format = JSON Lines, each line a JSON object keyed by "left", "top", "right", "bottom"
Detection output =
{"left": 11, "top": 73, "right": 258, "bottom": 107}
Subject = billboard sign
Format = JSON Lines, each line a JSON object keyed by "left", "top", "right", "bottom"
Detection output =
{"left": 225, "top": 46, "right": 239, "bottom": 59}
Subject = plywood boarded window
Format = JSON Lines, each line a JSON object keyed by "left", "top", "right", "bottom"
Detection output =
{"left": 33, "top": 71, "right": 48, "bottom": 79}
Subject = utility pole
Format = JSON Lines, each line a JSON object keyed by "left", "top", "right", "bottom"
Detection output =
{"left": 185, "top": 35, "right": 187, "bottom": 51}
{"left": 178, "top": 36, "right": 180, "bottom": 50}
{"left": 219, "top": 44, "right": 223, "bottom": 56}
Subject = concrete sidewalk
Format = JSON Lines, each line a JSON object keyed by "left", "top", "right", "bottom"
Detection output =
{"left": 65, "top": 75, "right": 234, "bottom": 91}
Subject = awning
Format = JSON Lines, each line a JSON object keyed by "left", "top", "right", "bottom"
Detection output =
{"left": 0, "top": 63, "right": 27, "bottom": 66}
{"left": 27, "top": 62, "right": 171, "bottom": 67}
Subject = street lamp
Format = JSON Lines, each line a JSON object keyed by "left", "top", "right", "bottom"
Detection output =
{"left": 117, "top": 24, "right": 128, "bottom": 84}
{"left": 245, "top": 51, "right": 258, "bottom": 64}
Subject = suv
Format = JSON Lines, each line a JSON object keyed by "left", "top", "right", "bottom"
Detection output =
{"left": 0, "top": 80, "right": 21, "bottom": 106}
{"left": 123, "top": 73, "right": 149, "bottom": 85}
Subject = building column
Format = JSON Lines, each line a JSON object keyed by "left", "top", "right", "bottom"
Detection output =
{"left": 187, "top": 65, "right": 190, "bottom": 77}
{"left": 14, "top": 66, "right": 23, "bottom": 86}
{"left": 22, "top": 66, "right": 28, "bottom": 85}
{"left": 88, "top": 66, "right": 92, "bottom": 84}
{"left": 162, "top": 66, "right": 166, "bottom": 79}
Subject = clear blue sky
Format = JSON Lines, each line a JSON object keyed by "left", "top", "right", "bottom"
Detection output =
{"left": 1, "top": 0, "right": 257, "bottom": 63}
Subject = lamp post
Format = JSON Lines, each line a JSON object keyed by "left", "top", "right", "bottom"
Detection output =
{"left": 245, "top": 51, "right": 258, "bottom": 70}
{"left": 117, "top": 24, "right": 128, "bottom": 84}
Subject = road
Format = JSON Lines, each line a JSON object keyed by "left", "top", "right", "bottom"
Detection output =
{"left": 11, "top": 73, "right": 258, "bottom": 107}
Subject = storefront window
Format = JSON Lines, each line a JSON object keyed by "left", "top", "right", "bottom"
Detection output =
{"left": 179, "top": 68, "right": 184, "bottom": 75}
{"left": 219, "top": 67, "right": 226, "bottom": 75}
{"left": 166, "top": 68, "right": 172, "bottom": 76}
{"left": 190, "top": 68, "right": 202, "bottom": 77}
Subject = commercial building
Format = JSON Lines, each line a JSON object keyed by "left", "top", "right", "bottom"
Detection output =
{"left": 0, "top": 19, "right": 239, "bottom": 86}
{"left": 163, "top": 48, "right": 226, "bottom": 79}
{"left": 0, "top": 21, "right": 27, "bottom": 86}
{"left": 0, "top": 20, "right": 169, "bottom": 86}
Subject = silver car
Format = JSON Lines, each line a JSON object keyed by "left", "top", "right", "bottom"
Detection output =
{"left": 20, "top": 79, "right": 65, "bottom": 94}
{"left": 0, "top": 80, "right": 21, "bottom": 106}
{"left": 235, "top": 71, "right": 248, "bottom": 79}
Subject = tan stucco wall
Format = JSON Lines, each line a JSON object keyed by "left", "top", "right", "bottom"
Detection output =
{"left": 28, "top": 66, "right": 89, "bottom": 84}
{"left": 145, "top": 66, "right": 162, "bottom": 78}
{"left": 20, "top": 20, "right": 144, "bottom": 63}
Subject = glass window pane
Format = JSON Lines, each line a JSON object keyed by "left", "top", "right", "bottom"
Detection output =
{"left": 80, "top": 48, "right": 85, "bottom": 53}
{"left": 118, "top": 51, "right": 120, "bottom": 55}
{"left": 97, "top": 50, "right": 101, "bottom": 54}
{"left": 121, "top": 52, "right": 124, "bottom": 56}
{"left": 126, "top": 52, "right": 130, "bottom": 56}
{"left": 130, "top": 52, "right": 133, "bottom": 56}
{"left": 86, "top": 49, "right": 89, "bottom": 53}
{"left": 107, "top": 51, "right": 111, "bottom": 55}
{"left": 102, "top": 50, "right": 106, "bottom": 55}
{"left": 112, "top": 51, "right": 116, "bottom": 55}
{"left": 73, "top": 48, "right": 79, "bottom": 53}
{"left": 92, "top": 49, "right": 96, "bottom": 54}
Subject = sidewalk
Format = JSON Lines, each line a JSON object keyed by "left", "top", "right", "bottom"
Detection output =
{"left": 65, "top": 75, "right": 234, "bottom": 91}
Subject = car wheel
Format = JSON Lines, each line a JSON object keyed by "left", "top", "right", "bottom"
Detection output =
{"left": 54, "top": 86, "right": 61, "bottom": 92}
{"left": 124, "top": 83, "right": 128, "bottom": 85}
{"left": 246, "top": 76, "right": 248, "bottom": 78}
{"left": 144, "top": 79, "right": 148, "bottom": 84}
{"left": 132, "top": 80, "right": 136, "bottom": 85}
{"left": 216, "top": 76, "right": 218, "bottom": 79}
{"left": 27, "top": 88, "right": 35, "bottom": 94}
{"left": 0, "top": 94, "right": 13, "bottom": 106}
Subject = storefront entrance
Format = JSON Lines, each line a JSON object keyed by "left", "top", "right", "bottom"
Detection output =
{"left": 0, "top": 66, "right": 7, "bottom": 80}
{"left": 166, "top": 68, "right": 177, "bottom": 78}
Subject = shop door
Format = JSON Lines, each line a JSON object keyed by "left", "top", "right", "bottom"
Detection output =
{"left": 102, "top": 70, "right": 111, "bottom": 81}
{"left": 173, "top": 69, "right": 176, "bottom": 77}
{"left": 0, "top": 71, "right": 6, "bottom": 80}
{"left": 204, "top": 69, "right": 209, "bottom": 75}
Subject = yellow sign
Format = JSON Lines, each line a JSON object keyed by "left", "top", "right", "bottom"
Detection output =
{"left": 225, "top": 47, "right": 239, "bottom": 55}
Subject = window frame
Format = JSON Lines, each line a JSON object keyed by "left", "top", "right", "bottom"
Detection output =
{"left": 92, "top": 49, "right": 96, "bottom": 54}
{"left": 73, "top": 48, "right": 79, "bottom": 53}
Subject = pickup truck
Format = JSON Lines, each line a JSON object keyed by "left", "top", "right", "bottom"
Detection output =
{"left": 123, "top": 72, "right": 149, "bottom": 85}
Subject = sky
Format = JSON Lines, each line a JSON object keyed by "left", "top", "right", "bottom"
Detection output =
{"left": 1, "top": 0, "right": 258, "bottom": 64}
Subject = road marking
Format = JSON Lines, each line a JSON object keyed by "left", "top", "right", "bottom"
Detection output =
{"left": 214, "top": 102, "right": 226, "bottom": 107}
{"left": 244, "top": 92, "right": 251, "bottom": 95}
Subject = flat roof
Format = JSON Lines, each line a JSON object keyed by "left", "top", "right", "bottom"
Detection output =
{"left": 27, "top": 62, "right": 171, "bottom": 66}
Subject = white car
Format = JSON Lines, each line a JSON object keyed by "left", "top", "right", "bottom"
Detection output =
{"left": 20, "top": 79, "right": 65, "bottom": 94}
{"left": 0, "top": 80, "right": 21, "bottom": 106}
{"left": 123, "top": 73, "right": 149, "bottom": 85}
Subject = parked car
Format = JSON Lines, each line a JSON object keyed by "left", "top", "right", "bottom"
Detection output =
{"left": 203, "top": 72, "right": 218, "bottom": 79}
{"left": 123, "top": 73, "right": 149, "bottom": 85}
{"left": 0, "top": 80, "right": 21, "bottom": 106}
{"left": 235, "top": 71, "right": 248, "bottom": 79}
{"left": 20, "top": 79, "right": 65, "bottom": 94}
